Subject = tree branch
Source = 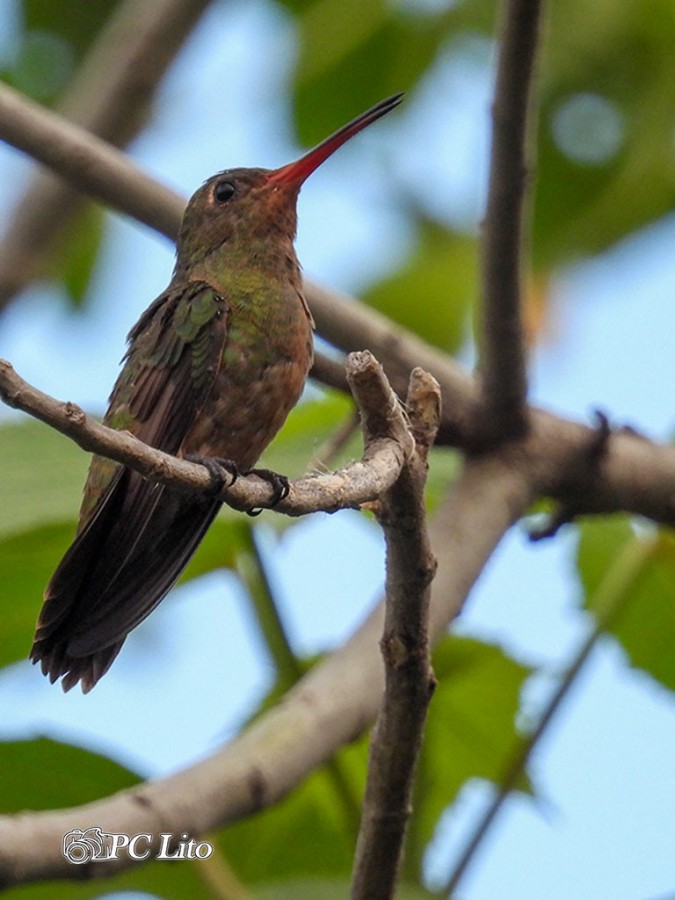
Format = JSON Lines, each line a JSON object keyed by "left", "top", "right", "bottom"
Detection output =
{"left": 0, "top": 411, "right": 528, "bottom": 888}
{"left": 2, "top": 86, "right": 675, "bottom": 525}
{"left": 477, "top": 0, "right": 544, "bottom": 440}
{"left": 0, "top": 81, "right": 185, "bottom": 241}
{"left": 0, "top": 355, "right": 409, "bottom": 517}
{"left": 0, "top": 0, "right": 213, "bottom": 307}
{"left": 351, "top": 368, "right": 440, "bottom": 900}
{"left": 444, "top": 530, "right": 656, "bottom": 894}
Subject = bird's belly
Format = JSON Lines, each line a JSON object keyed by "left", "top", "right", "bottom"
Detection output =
{"left": 182, "top": 351, "right": 310, "bottom": 470}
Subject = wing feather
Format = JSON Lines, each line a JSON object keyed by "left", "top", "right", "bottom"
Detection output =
{"left": 31, "top": 281, "right": 229, "bottom": 690}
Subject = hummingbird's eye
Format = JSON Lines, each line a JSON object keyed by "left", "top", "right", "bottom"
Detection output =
{"left": 213, "top": 180, "right": 236, "bottom": 204}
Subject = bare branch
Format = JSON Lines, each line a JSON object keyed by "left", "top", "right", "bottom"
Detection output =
{"left": 352, "top": 368, "right": 440, "bottom": 900}
{"left": 345, "top": 350, "right": 415, "bottom": 457}
{"left": 478, "top": 0, "right": 544, "bottom": 439}
{"left": 0, "top": 356, "right": 409, "bottom": 517}
{"left": 2, "top": 84, "right": 675, "bottom": 525}
{"left": 0, "top": 81, "right": 184, "bottom": 241}
{"left": 0, "top": 420, "right": 529, "bottom": 888}
{"left": 309, "top": 350, "right": 350, "bottom": 394}
{"left": 0, "top": 0, "right": 213, "bottom": 307}
{"left": 305, "top": 281, "right": 481, "bottom": 444}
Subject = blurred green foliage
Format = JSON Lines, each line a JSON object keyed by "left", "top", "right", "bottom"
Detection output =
{"left": 2, "top": 0, "right": 675, "bottom": 896}
{"left": 577, "top": 517, "right": 675, "bottom": 693}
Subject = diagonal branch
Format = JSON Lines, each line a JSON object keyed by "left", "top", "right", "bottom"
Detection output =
{"left": 0, "top": 81, "right": 185, "bottom": 241}
{"left": 2, "top": 84, "right": 675, "bottom": 526}
{"left": 444, "top": 531, "right": 656, "bottom": 894}
{"left": 478, "top": 0, "right": 544, "bottom": 440}
{"left": 0, "top": 0, "right": 213, "bottom": 307}
{"left": 0, "top": 410, "right": 531, "bottom": 889}
{"left": 0, "top": 355, "right": 410, "bottom": 517}
{"left": 351, "top": 367, "right": 440, "bottom": 900}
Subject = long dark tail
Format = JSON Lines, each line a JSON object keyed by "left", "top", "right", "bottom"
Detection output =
{"left": 31, "top": 468, "right": 221, "bottom": 692}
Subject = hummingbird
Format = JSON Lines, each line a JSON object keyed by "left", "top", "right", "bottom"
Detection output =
{"left": 30, "top": 93, "right": 403, "bottom": 693}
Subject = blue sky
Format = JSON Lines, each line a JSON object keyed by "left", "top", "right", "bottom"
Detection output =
{"left": 1, "top": 2, "right": 675, "bottom": 898}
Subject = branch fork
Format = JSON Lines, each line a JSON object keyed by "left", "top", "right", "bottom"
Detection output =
{"left": 352, "top": 366, "right": 441, "bottom": 900}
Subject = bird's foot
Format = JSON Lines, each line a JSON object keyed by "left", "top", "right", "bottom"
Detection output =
{"left": 185, "top": 455, "right": 239, "bottom": 497}
{"left": 244, "top": 468, "right": 290, "bottom": 517}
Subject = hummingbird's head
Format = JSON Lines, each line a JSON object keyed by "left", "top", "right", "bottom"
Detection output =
{"left": 175, "top": 166, "right": 303, "bottom": 274}
{"left": 174, "top": 93, "right": 403, "bottom": 275}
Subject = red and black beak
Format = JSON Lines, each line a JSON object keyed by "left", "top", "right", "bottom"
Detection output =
{"left": 266, "top": 93, "right": 403, "bottom": 187}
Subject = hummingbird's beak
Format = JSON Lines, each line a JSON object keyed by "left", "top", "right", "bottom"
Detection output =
{"left": 267, "top": 93, "right": 403, "bottom": 187}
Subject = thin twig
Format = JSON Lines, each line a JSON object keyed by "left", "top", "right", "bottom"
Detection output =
{"left": 0, "top": 356, "right": 408, "bottom": 517}
{"left": 236, "top": 529, "right": 363, "bottom": 838}
{"left": 351, "top": 367, "right": 440, "bottom": 900}
{"left": 236, "top": 528, "right": 304, "bottom": 686}
{"left": 478, "top": 0, "right": 544, "bottom": 440}
{"left": 0, "top": 0, "right": 213, "bottom": 307}
{"left": 444, "top": 532, "right": 655, "bottom": 895}
{"left": 309, "top": 408, "right": 360, "bottom": 471}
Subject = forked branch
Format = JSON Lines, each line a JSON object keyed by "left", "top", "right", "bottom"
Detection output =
{"left": 351, "top": 367, "right": 440, "bottom": 899}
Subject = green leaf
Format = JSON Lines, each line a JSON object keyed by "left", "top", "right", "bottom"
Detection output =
{"left": 260, "top": 391, "right": 355, "bottom": 478}
{"left": 0, "top": 522, "right": 74, "bottom": 667}
{"left": 180, "top": 516, "right": 250, "bottom": 581}
{"left": 0, "top": 418, "right": 88, "bottom": 538}
{"left": 576, "top": 514, "right": 634, "bottom": 599}
{"left": 206, "top": 665, "right": 365, "bottom": 883}
{"left": 0, "top": 739, "right": 233, "bottom": 899}
{"left": 408, "top": 635, "right": 534, "bottom": 870}
{"left": 2, "top": 2, "right": 120, "bottom": 104}
{"left": 223, "top": 636, "right": 533, "bottom": 887}
{"left": 291, "top": 1, "right": 450, "bottom": 145}
{"left": 7, "top": 29, "right": 75, "bottom": 102}
{"left": 426, "top": 447, "right": 461, "bottom": 513}
{"left": 0, "top": 737, "right": 139, "bottom": 813}
{"left": 293, "top": 0, "right": 390, "bottom": 90}
{"left": 257, "top": 879, "right": 435, "bottom": 899}
{"left": 576, "top": 518, "right": 675, "bottom": 692}
{"left": 47, "top": 204, "right": 106, "bottom": 307}
{"left": 23, "top": 0, "right": 121, "bottom": 60}
{"left": 215, "top": 758, "right": 357, "bottom": 883}
{"left": 363, "top": 219, "right": 476, "bottom": 353}
{"left": 0, "top": 516, "right": 251, "bottom": 671}
{"left": 534, "top": 1, "right": 675, "bottom": 267}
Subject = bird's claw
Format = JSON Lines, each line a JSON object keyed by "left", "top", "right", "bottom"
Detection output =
{"left": 186, "top": 455, "right": 239, "bottom": 497}
{"left": 244, "top": 468, "right": 290, "bottom": 516}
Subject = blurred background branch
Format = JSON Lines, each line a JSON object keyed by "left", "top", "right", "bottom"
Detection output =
{"left": 0, "top": 0, "right": 213, "bottom": 309}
